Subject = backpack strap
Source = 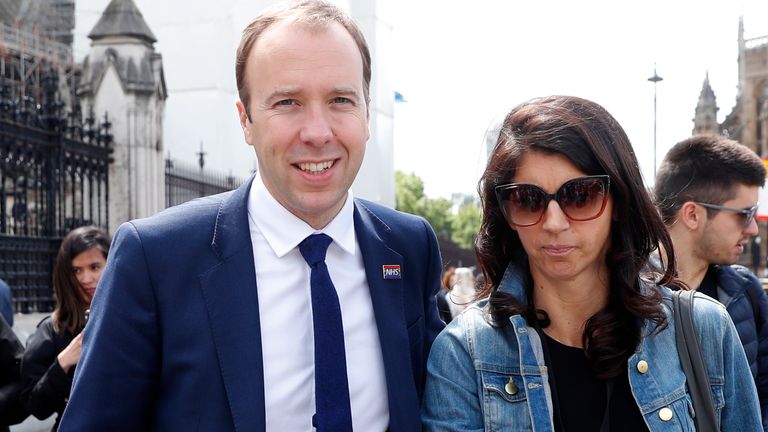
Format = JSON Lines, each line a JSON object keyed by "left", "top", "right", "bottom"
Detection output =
{"left": 673, "top": 290, "right": 719, "bottom": 432}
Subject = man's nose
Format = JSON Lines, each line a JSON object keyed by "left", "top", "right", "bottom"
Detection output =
{"left": 744, "top": 216, "right": 759, "bottom": 236}
{"left": 299, "top": 105, "right": 333, "bottom": 146}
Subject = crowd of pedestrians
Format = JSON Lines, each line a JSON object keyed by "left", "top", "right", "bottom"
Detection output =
{"left": 1, "top": 0, "right": 768, "bottom": 430}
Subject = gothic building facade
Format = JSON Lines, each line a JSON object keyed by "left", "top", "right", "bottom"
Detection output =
{"left": 693, "top": 18, "right": 768, "bottom": 157}
{"left": 78, "top": 0, "right": 167, "bottom": 230}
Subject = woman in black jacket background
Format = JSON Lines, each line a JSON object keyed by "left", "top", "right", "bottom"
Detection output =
{"left": 20, "top": 226, "right": 110, "bottom": 431}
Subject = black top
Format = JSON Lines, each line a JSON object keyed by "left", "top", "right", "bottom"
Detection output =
{"left": 543, "top": 332, "right": 648, "bottom": 432}
{"left": 20, "top": 316, "right": 76, "bottom": 432}
{"left": 698, "top": 265, "right": 719, "bottom": 300}
{"left": 0, "top": 315, "right": 28, "bottom": 430}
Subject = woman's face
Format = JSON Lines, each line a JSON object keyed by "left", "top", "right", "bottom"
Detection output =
{"left": 72, "top": 247, "right": 107, "bottom": 305}
{"left": 509, "top": 151, "right": 613, "bottom": 285}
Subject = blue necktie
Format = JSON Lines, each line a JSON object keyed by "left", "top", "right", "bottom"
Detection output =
{"left": 298, "top": 234, "right": 353, "bottom": 432}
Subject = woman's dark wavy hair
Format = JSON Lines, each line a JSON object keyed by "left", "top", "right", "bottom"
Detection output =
{"left": 476, "top": 95, "right": 677, "bottom": 379}
{"left": 52, "top": 226, "right": 111, "bottom": 334}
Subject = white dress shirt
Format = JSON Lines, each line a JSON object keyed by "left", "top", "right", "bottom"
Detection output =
{"left": 247, "top": 174, "right": 389, "bottom": 431}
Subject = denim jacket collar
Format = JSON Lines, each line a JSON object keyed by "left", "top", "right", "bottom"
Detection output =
{"left": 498, "top": 261, "right": 529, "bottom": 302}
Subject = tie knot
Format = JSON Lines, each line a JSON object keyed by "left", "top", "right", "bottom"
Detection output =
{"left": 299, "top": 233, "right": 333, "bottom": 266}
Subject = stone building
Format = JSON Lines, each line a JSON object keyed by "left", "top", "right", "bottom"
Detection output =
{"left": 693, "top": 18, "right": 768, "bottom": 156}
{"left": 78, "top": 0, "right": 167, "bottom": 230}
{"left": 692, "top": 73, "right": 719, "bottom": 135}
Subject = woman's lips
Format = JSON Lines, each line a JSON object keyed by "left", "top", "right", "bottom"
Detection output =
{"left": 542, "top": 245, "right": 574, "bottom": 256}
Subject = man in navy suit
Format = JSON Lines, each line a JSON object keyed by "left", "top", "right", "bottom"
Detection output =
{"left": 59, "top": 1, "right": 444, "bottom": 430}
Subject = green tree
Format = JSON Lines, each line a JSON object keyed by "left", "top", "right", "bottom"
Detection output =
{"left": 422, "top": 197, "right": 453, "bottom": 239}
{"left": 451, "top": 203, "right": 482, "bottom": 250}
{"left": 394, "top": 171, "right": 425, "bottom": 215}
{"left": 395, "top": 171, "right": 453, "bottom": 240}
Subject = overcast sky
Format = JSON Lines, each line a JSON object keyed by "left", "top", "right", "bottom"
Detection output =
{"left": 74, "top": 0, "right": 768, "bottom": 200}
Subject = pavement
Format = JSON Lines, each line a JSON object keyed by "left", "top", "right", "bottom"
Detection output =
{"left": 9, "top": 312, "right": 57, "bottom": 432}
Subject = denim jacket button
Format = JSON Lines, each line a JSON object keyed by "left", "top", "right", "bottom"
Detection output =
{"left": 504, "top": 377, "right": 518, "bottom": 395}
{"left": 658, "top": 407, "right": 673, "bottom": 421}
{"left": 636, "top": 360, "right": 649, "bottom": 374}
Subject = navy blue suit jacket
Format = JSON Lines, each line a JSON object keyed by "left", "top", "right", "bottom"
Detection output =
{"left": 59, "top": 177, "right": 444, "bottom": 431}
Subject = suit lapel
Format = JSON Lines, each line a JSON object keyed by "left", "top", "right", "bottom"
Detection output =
{"left": 354, "top": 201, "right": 418, "bottom": 429}
{"left": 199, "top": 176, "right": 265, "bottom": 432}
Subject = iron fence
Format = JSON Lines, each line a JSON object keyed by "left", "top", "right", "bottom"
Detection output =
{"left": 0, "top": 70, "right": 111, "bottom": 313}
{"left": 165, "top": 158, "right": 246, "bottom": 209}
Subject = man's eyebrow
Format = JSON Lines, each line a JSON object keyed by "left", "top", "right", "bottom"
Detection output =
{"left": 331, "top": 87, "right": 360, "bottom": 97}
{"left": 265, "top": 88, "right": 300, "bottom": 100}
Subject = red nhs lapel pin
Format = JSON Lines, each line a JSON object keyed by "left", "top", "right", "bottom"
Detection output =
{"left": 382, "top": 265, "right": 401, "bottom": 280}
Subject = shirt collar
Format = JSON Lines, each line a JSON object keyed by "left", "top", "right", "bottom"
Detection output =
{"left": 247, "top": 173, "right": 356, "bottom": 258}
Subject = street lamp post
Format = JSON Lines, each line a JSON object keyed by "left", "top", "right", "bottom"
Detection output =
{"left": 648, "top": 67, "right": 663, "bottom": 177}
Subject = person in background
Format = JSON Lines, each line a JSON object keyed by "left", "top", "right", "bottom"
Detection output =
{"left": 421, "top": 95, "right": 761, "bottom": 430}
{"left": 59, "top": 1, "right": 443, "bottom": 430}
{"left": 436, "top": 267, "right": 455, "bottom": 323}
{"left": 446, "top": 267, "right": 475, "bottom": 320}
{"left": 20, "top": 226, "right": 110, "bottom": 431}
{"left": 0, "top": 278, "right": 13, "bottom": 327}
{"left": 654, "top": 134, "right": 768, "bottom": 430}
{"left": 0, "top": 315, "right": 27, "bottom": 431}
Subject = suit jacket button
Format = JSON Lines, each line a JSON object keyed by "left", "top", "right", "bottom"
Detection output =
{"left": 636, "top": 360, "right": 649, "bottom": 374}
{"left": 658, "top": 407, "right": 673, "bottom": 421}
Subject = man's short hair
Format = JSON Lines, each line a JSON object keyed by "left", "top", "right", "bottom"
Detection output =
{"left": 654, "top": 134, "right": 766, "bottom": 224}
{"left": 235, "top": 0, "right": 372, "bottom": 120}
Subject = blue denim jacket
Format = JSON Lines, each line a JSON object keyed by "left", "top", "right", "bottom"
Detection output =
{"left": 422, "top": 263, "right": 761, "bottom": 431}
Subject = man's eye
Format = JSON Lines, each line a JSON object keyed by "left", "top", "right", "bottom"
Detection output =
{"left": 332, "top": 97, "right": 351, "bottom": 104}
{"left": 276, "top": 99, "right": 295, "bottom": 106}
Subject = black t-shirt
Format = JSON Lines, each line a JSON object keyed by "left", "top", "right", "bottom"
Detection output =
{"left": 543, "top": 332, "right": 649, "bottom": 432}
{"left": 697, "top": 266, "right": 719, "bottom": 300}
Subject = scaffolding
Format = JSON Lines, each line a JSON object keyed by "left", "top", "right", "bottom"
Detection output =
{"left": 0, "top": 8, "right": 76, "bottom": 105}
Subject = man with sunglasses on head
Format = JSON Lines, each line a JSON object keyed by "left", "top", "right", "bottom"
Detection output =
{"left": 654, "top": 133, "right": 768, "bottom": 429}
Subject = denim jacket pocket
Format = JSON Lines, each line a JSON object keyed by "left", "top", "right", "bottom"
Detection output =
{"left": 480, "top": 370, "right": 534, "bottom": 431}
{"left": 640, "top": 393, "right": 694, "bottom": 431}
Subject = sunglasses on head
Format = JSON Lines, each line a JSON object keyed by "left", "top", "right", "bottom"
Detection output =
{"left": 694, "top": 201, "right": 759, "bottom": 229}
{"left": 494, "top": 175, "right": 611, "bottom": 227}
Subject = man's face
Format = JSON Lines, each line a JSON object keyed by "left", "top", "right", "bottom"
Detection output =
{"left": 237, "top": 21, "right": 369, "bottom": 229}
{"left": 694, "top": 184, "right": 760, "bottom": 265}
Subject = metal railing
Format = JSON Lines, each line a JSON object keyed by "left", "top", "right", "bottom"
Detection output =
{"left": 165, "top": 158, "right": 246, "bottom": 209}
{"left": 0, "top": 70, "right": 111, "bottom": 313}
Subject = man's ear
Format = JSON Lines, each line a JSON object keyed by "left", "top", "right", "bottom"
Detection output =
{"left": 678, "top": 201, "right": 705, "bottom": 230}
{"left": 236, "top": 101, "right": 252, "bottom": 145}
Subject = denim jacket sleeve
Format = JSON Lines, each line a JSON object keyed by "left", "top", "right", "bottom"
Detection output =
{"left": 421, "top": 310, "right": 485, "bottom": 431}
{"left": 696, "top": 293, "right": 763, "bottom": 431}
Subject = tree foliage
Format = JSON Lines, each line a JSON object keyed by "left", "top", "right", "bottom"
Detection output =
{"left": 451, "top": 203, "right": 482, "bottom": 249}
{"left": 395, "top": 171, "right": 481, "bottom": 250}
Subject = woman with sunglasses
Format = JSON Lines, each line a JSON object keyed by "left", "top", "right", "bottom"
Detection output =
{"left": 421, "top": 95, "right": 760, "bottom": 431}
